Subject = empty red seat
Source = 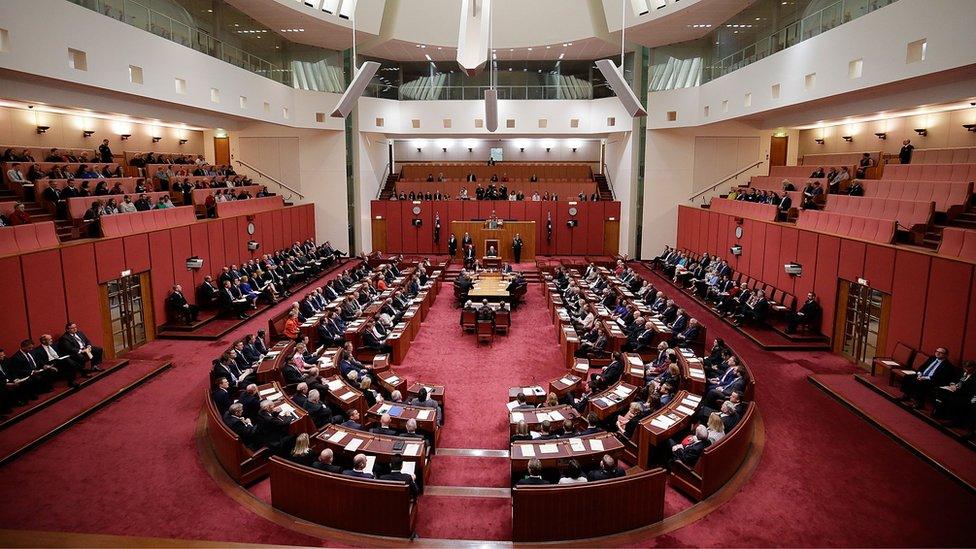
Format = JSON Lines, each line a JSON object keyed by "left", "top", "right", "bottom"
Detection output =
{"left": 0, "top": 227, "right": 18, "bottom": 256}
{"left": 13, "top": 224, "right": 40, "bottom": 251}
{"left": 939, "top": 228, "right": 976, "bottom": 261}
{"left": 796, "top": 210, "right": 895, "bottom": 244}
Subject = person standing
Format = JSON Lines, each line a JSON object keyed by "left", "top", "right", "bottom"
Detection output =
{"left": 899, "top": 139, "right": 914, "bottom": 164}
{"left": 448, "top": 233, "right": 458, "bottom": 258}
{"left": 512, "top": 233, "right": 523, "bottom": 264}
{"left": 98, "top": 139, "right": 113, "bottom": 163}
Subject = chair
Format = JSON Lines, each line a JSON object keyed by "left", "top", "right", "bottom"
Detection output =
{"left": 495, "top": 309, "right": 511, "bottom": 334}
{"left": 460, "top": 309, "right": 477, "bottom": 333}
{"left": 476, "top": 320, "right": 494, "bottom": 345}
{"left": 872, "top": 341, "right": 916, "bottom": 377}
{"left": 889, "top": 351, "right": 930, "bottom": 387}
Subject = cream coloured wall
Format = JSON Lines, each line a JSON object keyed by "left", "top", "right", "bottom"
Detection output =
{"left": 797, "top": 109, "right": 976, "bottom": 158}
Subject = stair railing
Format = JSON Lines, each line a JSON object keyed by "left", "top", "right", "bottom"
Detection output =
{"left": 234, "top": 160, "right": 304, "bottom": 200}
{"left": 375, "top": 163, "right": 392, "bottom": 199}
{"left": 688, "top": 160, "right": 764, "bottom": 204}
{"left": 600, "top": 162, "right": 616, "bottom": 200}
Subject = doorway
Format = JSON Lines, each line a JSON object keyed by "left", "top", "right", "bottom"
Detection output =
{"left": 770, "top": 135, "right": 788, "bottom": 167}
{"left": 100, "top": 272, "right": 155, "bottom": 358}
{"left": 834, "top": 280, "right": 890, "bottom": 367}
{"left": 603, "top": 219, "right": 620, "bottom": 256}
{"left": 214, "top": 137, "right": 230, "bottom": 166}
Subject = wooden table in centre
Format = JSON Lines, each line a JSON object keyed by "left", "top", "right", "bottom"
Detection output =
{"left": 467, "top": 273, "right": 511, "bottom": 301}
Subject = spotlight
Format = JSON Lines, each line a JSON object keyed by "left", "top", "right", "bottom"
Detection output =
{"left": 120, "top": 134, "right": 132, "bottom": 140}
{"left": 82, "top": 130, "right": 95, "bottom": 138}
{"left": 152, "top": 136, "right": 162, "bottom": 143}
{"left": 874, "top": 132, "right": 887, "bottom": 140}
{"left": 842, "top": 135, "right": 853, "bottom": 142}
{"left": 179, "top": 138, "right": 188, "bottom": 145}
{"left": 814, "top": 138, "right": 825, "bottom": 145}
{"left": 913, "top": 128, "right": 927, "bottom": 137}
{"left": 963, "top": 124, "right": 976, "bottom": 132}
{"left": 36, "top": 125, "right": 50, "bottom": 134}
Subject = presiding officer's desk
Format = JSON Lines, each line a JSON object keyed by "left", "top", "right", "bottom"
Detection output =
{"left": 467, "top": 272, "right": 511, "bottom": 301}
{"left": 509, "top": 405, "right": 581, "bottom": 435}
{"left": 314, "top": 424, "right": 430, "bottom": 486}
{"left": 510, "top": 431, "right": 624, "bottom": 474}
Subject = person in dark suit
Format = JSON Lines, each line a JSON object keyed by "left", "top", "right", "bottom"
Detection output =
{"left": 341, "top": 409, "right": 363, "bottom": 430}
{"left": 590, "top": 352, "right": 623, "bottom": 390}
{"left": 254, "top": 399, "right": 293, "bottom": 454}
{"left": 516, "top": 458, "right": 550, "bottom": 485}
{"left": 33, "top": 333, "right": 82, "bottom": 386}
{"left": 58, "top": 322, "right": 103, "bottom": 371}
{"left": 900, "top": 347, "right": 955, "bottom": 408}
{"left": 705, "top": 363, "right": 746, "bottom": 408}
{"left": 343, "top": 453, "right": 374, "bottom": 478}
{"left": 238, "top": 384, "right": 261, "bottom": 419}
{"left": 312, "top": 448, "right": 344, "bottom": 473}
{"left": 98, "top": 139, "right": 113, "bottom": 163}
{"left": 447, "top": 234, "right": 458, "bottom": 258}
{"left": 222, "top": 403, "right": 258, "bottom": 449}
{"left": 933, "top": 361, "right": 976, "bottom": 425}
{"left": 9, "top": 340, "right": 56, "bottom": 395}
{"left": 669, "top": 319, "right": 701, "bottom": 348}
{"left": 370, "top": 413, "right": 399, "bottom": 436}
{"left": 379, "top": 454, "right": 419, "bottom": 497}
{"left": 671, "top": 425, "right": 711, "bottom": 468}
{"left": 198, "top": 276, "right": 219, "bottom": 308}
{"left": 211, "top": 377, "right": 232, "bottom": 414}
{"left": 578, "top": 412, "right": 603, "bottom": 435}
{"left": 586, "top": 455, "right": 625, "bottom": 481}
{"left": 899, "top": 139, "right": 914, "bottom": 164}
{"left": 219, "top": 280, "right": 250, "bottom": 319}
{"left": 166, "top": 284, "right": 199, "bottom": 324}
{"left": 786, "top": 293, "right": 821, "bottom": 333}
{"left": 512, "top": 234, "right": 523, "bottom": 263}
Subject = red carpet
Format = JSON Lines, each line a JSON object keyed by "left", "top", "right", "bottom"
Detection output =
{"left": 0, "top": 259, "right": 973, "bottom": 546}
{"left": 426, "top": 455, "right": 511, "bottom": 487}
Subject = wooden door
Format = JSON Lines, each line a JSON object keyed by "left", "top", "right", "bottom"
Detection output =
{"left": 99, "top": 272, "right": 155, "bottom": 359}
{"left": 603, "top": 220, "right": 620, "bottom": 256}
{"left": 214, "top": 137, "right": 230, "bottom": 165}
{"left": 371, "top": 218, "right": 387, "bottom": 253}
{"left": 770, "top": 136, "right": 788, "bottom": 167}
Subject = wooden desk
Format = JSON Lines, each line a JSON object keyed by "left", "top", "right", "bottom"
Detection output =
{"left": 509, "top": 405, "right": 580, "bottom": 435}
{"left": 549, "top": 373, "right": 583, "bottom": 399}
{"left": 376, "top": 369, "right": 408, "bottom": 397}
{"left": 407, "top": 382, "right": 446, "bottom": 416}
{"left": 256, "top": 382, "right": 315, "bottom": 435}
{"left": 510, "top": 432, "right": 624, "bottom": 473}
{"left": 314, "top": 424, "right": 430, "bottom": 485}
{"left": 321, "top": 375, "right": 366, "bottom": 419}
{"left": 450, "top": 221, "right": 536, "bottom": 262}
{"left": 635, "top": 390, "right": 702, "bottom": 468}
{"left": 483, "top": 256, "right": 502, "bottom": 269}
{"left": 508, "top": 385, "right": 547, "bottom": 406}
{"left": 367, "top": 402, "right": 440, "bottom": 448}
{"left": 256, "top": 341, "right": 294, "bottom": 385}
{"left": 587, "top": 381, "right": 638, "bottom": 421}
{"left": 467, "top": 273, "right": 511, "bottom": 300}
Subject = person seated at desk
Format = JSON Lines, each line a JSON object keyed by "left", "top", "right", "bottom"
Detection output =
{"left": 463, "top": 244, "right": 476, "bottom": 269}
{"left": 211, "top": 377, "right": 231, "bottom": 414}
{"left": 516, "top": 458, "right": 550, "bottom": 485}
{"left": 616, "top": 401, "right": 643, "bottom": 435}
{"left": 255, "top": 399, "right": 294, "bottom": 456}
{"left": 363, "top": 321, "right": 393, "bottom": 355}
{"left": 899, "top": 347, "right": 954, "bottom": 409}
{"left": 303, "top": 389, "right": 342, "bottom": 428}
{"left": 512, "top": 420, "right": 532, "bottom": 442}
{"left": 282, "top": 310, "right": 302, "bottom": 341}
{"left": 670, "top": 425, "right": 711, "bottom": 469}
{"left": 338, "top": 348, "right": 370, "bottom": 381}
{"left": 589, "top": 352, "right": 623, "bottom": 391}
{"left": 312, "top": 448, "right": 344, "bottom": 474}
{"left": 380, "top": 454, "right": 419, "bottom": 498}
{"left": 933, "top": 361, "right": 976, "bottom": 427}
{"left": 705, "top": 362, "right": 747, "bottom": 408}
{"left": 669, "top": 318, "right": 702, "bottom": 348}
{"left": 512, "top": 393, "right": 535, "bottom": 411}
{"left": 486, "top": 245, "right": 497, "bottom": 257}
{"left": 537, "top": 420, "right": 559, "bottom": 440}
{"left": 574, "top": 327, "right": 608, "bottom": 359}
{"left": 341, "top": 408, "right": 364, "bottom": 430}
{"left": 370, "top": 412, "right": 399, "bottom": 436}
{"left": 223, "top": 403, "right": 258, "bottom": 449}
{"left": 287, "top": 433, "right": 316, "bottom": 467}
{"left": 729, "top": 290, "right": 769, "bottom": 327}
{"left": 165, "top": 284, "right": 199, "bottom": 325}
{"left": 786, "top": 293, "right": 821, "bottom": 333}
{"left": 476, "top": 299, "right": 496, "bottom": 323}
{"left": 559, "top": 459, "right": 588, "bottom": 484}
{"left": 586, "top": 455, "right": 625, "bottom": 481}
{"left": 409, "top": 387, "right": 442, "bottom": 424}
{"left": 219, "top": 280, "right": 251, "bottom": 319}
{"left": 343, "top": 453, "right": 374, "bottom": 479}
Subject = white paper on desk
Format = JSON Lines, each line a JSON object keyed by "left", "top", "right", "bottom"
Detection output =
{"left": 676, "top": 405, "right": 696, "bottom": 416}
{"left": 650, "top": 417, "right": 670, "bottom": 429}
{"left": 689, "top": 368, "right": 705, "bottom": 377}
{"left": 613, "top": 386, "right": 631, "bottom": 398}
{"left": 417, "top": 409, "right": 433, "bottom": 421}
{"left": 265, "top": 351, "right": 280, "bottom": 359}
{"left": 522, "top": 387, "right": 534, "bottom": 396}
{"left": 627, "top": 356, "right": 643, "bottom": 366}
{"left": 535, "top": 412, "right": 550, "bottom": 422}
{"left": 654, "top": 415, "right": 676, "bottom": 429}
{"left": 327, "top": 430, "right": 347, "bottom": 444}
{"left": 265, "top": 392, "right": 282, "bottom": 401}
{"left": 340, "top": 391, "right": 356, "bottom": 401}
{"left": 687, "top": 358, "right": 702, "bottom": 364}
{"left": 278, "top": 403, "right": 295, "bottom": 415}
{"left": 685, "top": 394, "right": 702, "bottom": 403}
{"left": 569, "top": 438, "right": 585, "bottom": 452}
{"left": 511, "top": 412, "right": 524, "bottom": 423}
{"left": 363, "top": 455, "right": 376, "bottom": 475}
{"left": 533, "top": 386, "right": 546, "bottom": 396}
{"left": 344, "top": 438, "right": 363, "bottom": 452}
{"left": 589, "top": 438, "right": 605, "bottom": 451}
{"left": 401, "top": 460, "right": 417, "bottom": 479}
{"left": 549, "top": 410, "right": 565, "bottom": 422}
{"left": 560, "top": 376, "right": 575, "bottom": 385}
{"left": 326, "top": 379, "right": 344, "bottom": 391}
{"left": 681, "top": 398, "right": 699, "bottom": 408}
{"left": 679, "top": 348, "right": 694, "bottom": 356}
{"left": 881, "top": 360, "right": 900, "bottom": 366}
{"left": 596, "top": 397, "right": 613, "bottom": 407}
{"left": 387, "top": 376, "right": 399, "bottom": 384}
{"left": 519, "top": 444, "right": 536, "bottom": 457}
{"left": 404, "top": 443, "right": 421, "bottom": 457}
{"left": 259, "top": 388, "right": 276, "bottom": 396}
{"left": 377, "top": 404, "right": 392, "bottom": 414}
{"left": 506, "top": 400, "right": 520, "bottom": 411}
{"left": 539, "top": 444, "right": 559, "bottom": 454}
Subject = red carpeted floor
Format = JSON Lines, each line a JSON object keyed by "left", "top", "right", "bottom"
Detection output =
{"left": 0, "top": 260, "right": 973, "bottom": 546}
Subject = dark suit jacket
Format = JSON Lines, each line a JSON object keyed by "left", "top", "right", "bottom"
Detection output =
{"left": 674, "top": 439, "right": 711, "bottom": 467}
{"left": 380, "top": 471, "right": 419, "bottom": 497}
{"left": 312, "top": 461, "right": 344, "bottom": 474}
{"left": 586, "top": 467, "right": 625, "bottom": 482}
{"left": 222, "top": 412, "right": 258, "bottom": 447}
{"left": 915, "top": 357, "right": 955, "bottom": 384}
{"left": 58, "top": 331, "right": 96, "bottom": 358}
{"left": 370, "top": 426, "right": 399, "bottom": 436}
{"left": 516, "top": 476, "right": 550, "bottom": 485}
{"left": 343, "top": 469, "right": 374, "bottom": 479}
{"left": 212, "top": 388, "right": 231, "bottom": 414}
{"left": 601, "top": 360, "right": 623, "bottom": 384}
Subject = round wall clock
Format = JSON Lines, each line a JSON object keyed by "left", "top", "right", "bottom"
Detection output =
{"left": 568, "top": 206, "right": 578, "bottom": 216}
{"left": 247, "top": 222, "right": 256, "bottom": 235}
{"left": 412, "top": 205, "right": 422, "bottom": 215}
{"left": 735, "top": 226, "right": 744, "bottom": 239}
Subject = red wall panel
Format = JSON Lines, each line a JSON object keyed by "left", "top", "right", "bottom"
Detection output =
{"left": 22, "top": 249, "right": 68, "bottom": 341}
{"left": 370, "top": 201, "right": 386, "bottom": 220}
{"left": 493, "top": 202, "right": 511, "bottom": 221}
{"left": 921, "top": 258, "right": 973, "bottom": 363}
{"left": 386, "top": 200, "right": 403, "bottom": 251}
{"left": 265, "top": 209, "right": 278, "bottom": 255}
{"left": 123, "top": 234, "right": 151, "bottom": 274}
{"left": 207, "top": 222, "right": 226, "bottom": 278}
{"left": 675, "top": 207, "right": 687, "bottom": 250}
{"left": 964, "top": 274, "right": 976, "bottom": 361}
{"left": 400, "top": 201, "right": 419, "bottom": 254}
{"left": 148, "top": 230, "right": 175, "bottom": 322}
{"left": 887, "top": 250, "right": 931, "bottom": 354}
{"left": 223, "top": 218, "right": 240, "bottom": 266}
{"left": 794, "top": 231, "right": 819, "bottom": 299}
{"left": 189, "top": 224, "right": 211, "bottom": 289}
{"left": 524, "top": 202, "right": 543, "bottom": 255}
{"left": 272, "top": 209, "right": 285, "bottom": 250}
{"left": 416, "top": 202, "right": 434, "bottom": 254}
{"left": 60, "top": 244, "right": 102, "bottom": 347}
{"left": 813, "top": 235, "right": 841, "bottom": 335}
{"left": 555, "top": 202, "right": 572, "bottom": 255}
{"left": 0, "top": 256, "right": 29, "bottom": 352}
{"left": 94, "top": 239, "right": 125, "bottom": 284}
{"left": 727, "top": 217, "right": 744, "bottom": 273}
{"left": 587, "top": 201, "right": 606, "bottom": 255}
{"left": 777, "top": 227, "right": 799, "bottom": 295}
{"left": 837, "top": 240, "right": 866, "bottom": 282}
{"left": 254, "top": 213, "right": 271, "bottom": 254}
{"left": 461, "top": 200, "right": 479, "bottom": 221}
{"left": 862, "top": 245, "right": 895, "bottom": 294}
{"left": 509, "top": 201, "right": 526, "bottom": 221}
{"left": 169, "top": 226, "right": 194, "bottom": 307}
{"left": 762, "top": 224, "right": 782, "bottom": 285}
{"left": 290, "top": 207, "right": 302, "bottom": 245}
{"left": 706, "top": 212, "right": 719, "bottom": 256}
{"left": 238, "top": 217, "right": 252, "bottom": 261}
{"left": 570, "top": 203, "right": 588, "bottom": 255}
{"left": 749, "top": 220, "right": 766, "bottom": 277}
{"left": 477, "top": 201, "right": 494, "bottom": 220}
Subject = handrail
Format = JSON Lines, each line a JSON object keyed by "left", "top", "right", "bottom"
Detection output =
{"left": 601, "top": 162, "right": 616, "bottom": 200}
{"left": 688, "top": 160, "right": 764, "bottom": 203}
{"left": 234, "top": 160, "right": 304, "bottom": 200}
{"left": 375, "top": 163, "right": 391, "bottom": 199}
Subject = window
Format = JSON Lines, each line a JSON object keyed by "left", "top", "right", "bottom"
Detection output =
{"left": 375, "top": 117, "right": 384, "bottom": 127}
{"left": 474, "top": 118, "right": 484, "bottom": 128}
{"left": 771, "top": 84, "right": 780, "bottom": 99}
{"left": 538, "top": 118, "right": 548, "bottom": 129}
{"left": 607, "top": 117, "right": 616, "bottom": 127}
{"left": 666, "top": 111, "right": 677, "bottom": 122}
{"left": 570, "top": 118, "right": 580, "bottom": 128}
{"left": 128, "top": 65, "right": 143, "bottom": 85}
{"left": 0, "top": 28, "right": 8, "bottom": 52}
{"left": 282, "top": 107, "right": 289, "bottom": 119}
{"left": 68, "top": 48, "right": 87, "bottom": 71}
{"left": 240, "top": 96, "right": 247, "bottom": 109}
{"left": 174, "top": 77, "right": 186, "bottom": 94}
{"left": 411, "top": 119, "right": 421, "bottom": 129}
{"left": 442, "top": 118, "right": 452, "bottom": 128}
{"left": 703, "top": 105, "right": 710, "bottom": 117}
{"left": 805, "top": 73, "right": 816, "bottom": 90}
{"left": 263, "top": 101, "right": 271, "bottom": 114}
{"left": 906, "top": 39, "right": 927, "bottom": 63}
{"left": 315, "top": 112, "right": 326, "bottom": 123}
{"left": 849, "top": 59, "right": 863, "bottom": 79}
{"left": 744, "top": 93, "right": 752, "bottom": 107}
{"left": 210, "top": 88, "right": 220, "bottom": 103}
{"left": 506, "top": 119, "right": 516, "bottom": 129}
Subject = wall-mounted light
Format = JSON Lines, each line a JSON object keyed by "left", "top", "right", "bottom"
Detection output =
{"left": 36, "top": 125, "right": 50, "bottom": 134}
{"left": 567, "top": 139, "right": 582, "bottom": 153}
{"left": 82, "top": 130, "right": 95, "bottom": 138}
{"left": 814, "top": 138, "right": 825, "bottom": 145}
{"left": 179, "top": 138, "right": 188, "bottom": 145}
{"left": 914, "top": 128, "right": 928, "bottom": 137}
{"left": 152, "top": 136, "right": 163, "bottom": 143}
{"left": 842, "top": 135, "right": 853, "bottom": 142}
{"left": 412, "top": 138, "right": 427, "bottom": 153}
{"left": 963, "top": 124, "right": 976, "bottom": 133}
{"left": 120, "top": 134, "right": 132, "bottom": 140}
{"left": 874, "top": 132, "right": 887, "bottom": 140}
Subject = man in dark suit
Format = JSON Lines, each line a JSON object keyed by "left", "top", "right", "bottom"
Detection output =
{"left": 58, "top": 322, "right": 103, "bottom": 371}
{"left": 9, "top": 340, "right": 56, "bottom": 395}
{"left": 587, "top": 455, "right": 625, "bottom": 481}
{"left": 34, "top": 333, "right": 83, "bottom": 386}
{"left": 578, "top": 412, "right": 603, "bottom": 435}
{"left": 223, "top": 403, "right": 258, "bottom": 449}
{"left": 219, "top": 280, "right": 250, "bottom": 319}
{"left": 590, "top": 352, "right": 623, "bottom": 390}
{"left": 343, "top": 453, "right": 374, "bottom": 478}
{"left": 512, "top": 234, "right": 523, "bottom": 263}
{"left": 900, "top": 347, "right": 955, "bottom": 408}
{"left": 379, "top": 454, "right": 419, "bottom": 497}
{"left": 516, "top": 458, "right": 550, "bottom": 485}
{"left": 254, "top": 400, "right": 292, "bottom": 454}
{"left": 312, "top": 448, "right": 344, "bottom": 474}
{"left": 786, "top": 293, "right": 821, "bottom": 333}
{"left": 238, "top": 383, "right": 261, "bottom": 419}
{"left": 341, "top": 409, "right": 363, "bottom": 430}
{"left": 671, "top": 425, "right": 711, "bottom": 468}
{"left": 166, "top": 284, "right": 199, "bottom": 324}
{"left": 370, "top": 413, "right": 399, "bottom": 436}
{"left": 933, "top": 361, "right": 976, "bottom": 426}
{"left": 198, "top": 276, "right": 219, "bottom": 307}
{"left": 211, "top": 377, "right": 232, "bottom": 414}
{"left": 447, "top": 234, "right": 458, "bottom": 258}
{"left": 669, "top": 319, "right": 701, "bottom": 348}
{"left": 302, "top": 389, "right": 340, "bottom": 428}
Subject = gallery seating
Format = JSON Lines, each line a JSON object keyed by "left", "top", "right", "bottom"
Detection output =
{"left": 66, "top": 192, "right": 171, "bottom": 219}
{"left": 214, "top": 196, "right": 285, "bottom": 217}
{"left": 823, "top": 195, "right": 933, "bottom": 239}
{"left": 881, "top": 163, "right": 976, "bottom": 182}
{"left": 795, "top": 210, "right": 896, "bottom": 244}
{"left": 938, "top": 227, "right": 976, "bottom": 261}
{"left": 98, "top": 206, "right": 197, "bottom": 237}
{"left": 708, "top": 198, "right": 778, "bottom": 222}
{"left": 908, "top": 147, "right": 976, "bottom": 165}
{"left": 0, "top": 221, "right": 60, "bottom": 256}
{"left": 859, "top": 180, "right": 972, "bottom": 217}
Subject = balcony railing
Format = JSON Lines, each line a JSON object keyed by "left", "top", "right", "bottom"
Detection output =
{"left": 69, "top": 0, "right": 286, "bottom": 85}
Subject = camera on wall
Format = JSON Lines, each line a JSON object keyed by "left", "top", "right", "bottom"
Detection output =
{"left": 186, "top": 256, "right": 204, "bottom": 270}
{"left": 247, "top": 241, "right": 260, "bottom": 251}
{"left": 566, "top": 219, "right": 579, "bottom": 228}
{"left": 784, "top": 263, "right": 803, "bottom": 276}
{"left": 730, "top": 245, "right": 742, "bottom": 256}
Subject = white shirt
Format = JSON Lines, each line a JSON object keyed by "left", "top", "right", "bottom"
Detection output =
{"left": 6, "top": 169, "right": 24, "bottom": 182}
{"left": 558, "top": 476, "right": 587, "bottom": 484}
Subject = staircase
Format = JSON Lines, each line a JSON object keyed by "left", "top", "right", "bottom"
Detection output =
{"left": 923, "top": 197, "right": 976, "bottom": 250}
{"left": 378, "top": 171, "right": 399, "bottom": 200}
{"left": 594, "top": 173, "right": 614, "bottom": 201}
{"left": 0, "top": 184, "right": 78, "bottom": 242}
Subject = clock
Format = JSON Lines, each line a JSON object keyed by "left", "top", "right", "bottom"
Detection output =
{"left": 735, "top": 226, "right": 744, "bottom": 239}
{"left": 247, "top": 222, "right": 255, "bottom": 235}
{"left": 568, "top": 206, "right": 578, "bottom": 216}
{"left": 412, "top": 205, "right": 422, "bottom": 215}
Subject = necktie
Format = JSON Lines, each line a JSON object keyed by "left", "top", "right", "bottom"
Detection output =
{"left": 922, "top": 359, "right": 940, "bottom": 378}
{"left": 26, "top": 352, "right": 36, "bottom": 369}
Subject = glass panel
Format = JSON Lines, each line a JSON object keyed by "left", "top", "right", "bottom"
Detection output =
{"left": 171, "top": 20, "right": 192, "bottom": 47}
{"left": 101, "top": 0, "right": 125, "bottom": 21}
{"left": 124, "top": 0, "right": 151, "bottom": 31}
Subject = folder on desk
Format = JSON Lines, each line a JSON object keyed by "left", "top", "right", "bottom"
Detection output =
{"left": 377, "top": 404, "right": 392, "bottom": 414}
{"left": 569, "top": 438, "right": 585, "bottom": 452}
{"left": 326, "top": 379, "right": 344, "bottom": 391}
{"left": 388, "top": 406, "right": 404, "bottom": 417}
{"left": 533, "top": 386, "right": 545, "bottom": 396}
{"left": 327, "top": 430, "right": 347, "bottom": 444}
{"left": 344, "top": 438, "right": 363, "bottom": 452}
{"left": 259, "top": 388, "right": 276, "bottom": 396}
{"left": 417, "top": 409, "right": 433, "bottom": 421}
{"left": 511, "top": 412, "right": 524, "bottom": 423}
{"left": 559, "top": 376, "right": 575, "bottom": 385}
{"left": 549, "top": 410, "right": 565, "bottom": 422}
{"left": 676, "top": 405, "right": 696, "bottom": 416}
{"left": 401, "top": 461, "right": 417, "bottom": 479}
{"left": 588, "top": 438, "right": 605, "bottom": 451}
{"left": 539, "top": 444, "right": 558, "bottom": 454}
{"left": 627, "top": 356, "right": 643, "bottom": 366}
{"left": 339, "top": 391, "right": 356, "bottom": 401}
{"left": 404, "top": 443, "right": 421, "bottom": 457}
{"left": 519, "top": 444, "right": 536, "bottom": 457}
{"left": 363, "top": 455, "right": 376, "bottom": 475}
{"left": 506, "top": 400, "right": 520, "bottom": 411}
